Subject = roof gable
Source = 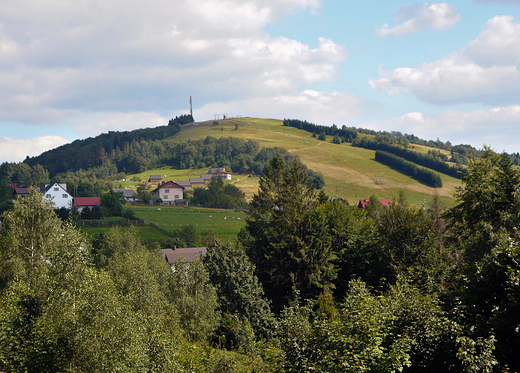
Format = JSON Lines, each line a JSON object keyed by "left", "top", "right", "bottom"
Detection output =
{"left": 74, "top": 197, "right": 101, "bottom": 206}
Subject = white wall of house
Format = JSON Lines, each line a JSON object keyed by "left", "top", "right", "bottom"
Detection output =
{"left": 43, "top": 183, "right": 73, "bottom": 209}
{"left": 153, "top": 182, "right": 184, "bottom": 202}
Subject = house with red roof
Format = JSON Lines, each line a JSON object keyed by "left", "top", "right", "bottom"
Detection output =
{"left": 358, "top": 198, "right": 391, "bottom": 209}
{"left": 74, "top": 197, "right": 101, "bottom": 213}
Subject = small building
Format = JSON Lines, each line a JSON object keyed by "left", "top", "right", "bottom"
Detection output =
{"left": 174, "top": 180, "right": 192, "bottom": 189}
{"left": 152, "top": 181, "right": 184, "bottom": 206}
{"left": 148, "top": 175, "right": 163, "bottom": 183}
{"left": 40, "top": 183, "right": 73, "bottom": 209}
{"left": 161, "top": 247, "right": 207, "bottom": 263}
{"left": 6, "top": 182, "right": 17, "bottom": 188}
{"left": 14, "top": 188, "right": 29, "bottom": 199}
{"left": 74, "top": 197, "right": 102, "bottom": 213}
{"left": 358, "top": 198, "right": 391, "bottom": 209}
{"left": 201, "top": 167, "right": 231, "bottom": 180}
{"left": 189, "top": 178, "right": 206, "bottom": 188}
{"left": 112, "top": 188, "right": 138, "bottom": 203}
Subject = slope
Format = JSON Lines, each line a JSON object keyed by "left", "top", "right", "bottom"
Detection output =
{"left": 175, "top": 117, "right": 460, "bottom": 206}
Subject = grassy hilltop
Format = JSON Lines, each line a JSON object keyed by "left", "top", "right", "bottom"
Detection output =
{"left": 167, "top": 117, "right": 459, "bottom": 207}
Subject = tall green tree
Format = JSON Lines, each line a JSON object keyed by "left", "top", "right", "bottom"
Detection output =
{"left": 203, "top": 243, "right": 273, "bottom": 343}
{"left": 444, "top": 149, "right": 520, "bottom": 371}
{"left": 242, "top": 157, "right": 335, "bottom": 312}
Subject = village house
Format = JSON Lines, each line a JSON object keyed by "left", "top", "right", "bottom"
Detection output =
{"left": 152, "top": 181, "right": 185, "bottom": 206}
{"left": 74, "top": 197, "right": 102, "bottom": 213}
{"left": 201, "top": 167, "right": 231, "bottom": 180}
{"left": 148, "top": 174, "right": 163, "bottom": 184}
{"left": 189, "top": 178, "right": 206, "bottom": 188}
{"left": 40, "top": 183, "right": 73, "bottom": 209}
{"left": 357, "top": 198, "right": 392, "bottom": 209}
{"left": 112, "top": 188, "right": 138, "bottom": 203}
{"left": 13, "top": 187, "right": 29, "bottom": 199}
{"left": 160, "top": 247, "right": 207, "bottom": 263}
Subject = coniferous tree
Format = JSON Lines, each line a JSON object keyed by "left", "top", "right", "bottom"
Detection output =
{"left": 242, "top": 157, "right": 335, "bottom": 312}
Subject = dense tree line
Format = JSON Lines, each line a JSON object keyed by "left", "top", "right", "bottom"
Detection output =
{"left": 2, "top": 149, "right": 520, "bottom": 371}
{"left": 191, "top": 177, "right": 247, "bottom": 209}
{"left": 353, "top": 137, "right": 466, "bottom": 179}
{"left": 168, "top": 114, "right": 194, "bottom": 126}
{"left": 0, "top": 162, "right": 50, "bottom": 187}
{"left": 375, "top": 150, "right": 443, "bottom": 187}
{"left": 24, "top": 122, "right": 182, "bottom": 176}
{"left": 283, "top": 118, "right": 358, "bottom": 142}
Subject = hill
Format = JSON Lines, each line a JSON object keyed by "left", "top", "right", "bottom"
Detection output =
{"left": 173, "top": 117, "right": 461, "bottom": 206}
{"left": 24, "top": 116, "right": 464, "bottom": 206}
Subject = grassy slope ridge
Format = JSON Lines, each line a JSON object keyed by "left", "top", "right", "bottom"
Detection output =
{"left": 175, "top": 117, "right": 460, "bottom": 206}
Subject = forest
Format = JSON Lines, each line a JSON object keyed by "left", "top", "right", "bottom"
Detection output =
{"left": 353, "top": 136, "right": 467, "bottom": 179}
{"left": 1, "top": 148, "right": 519, "bottom": 372}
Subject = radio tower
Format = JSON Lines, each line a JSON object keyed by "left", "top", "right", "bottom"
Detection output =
{"left": 189, "top": 96, "right": 193, "bottom": 117}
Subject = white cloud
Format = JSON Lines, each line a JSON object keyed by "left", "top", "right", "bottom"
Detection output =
{"left": 371, "top": 105, "right": 520, "bottom": 152}
{"left": 0, "top": 0, "right": 343, "bottom": 133}
{"left": 69, "top": 111, "right": 170, "bottom": 139}
{"left": 466, "top": 16, "right": 520, "bottom": 66}
{"left": 376, "top": 3, "right": 460, "bottom": 37}
{"left": 371, "top": 15, "right": 520, "bottom": 105}
{"left": 195, "top": 90, "right": 367, "bottom": 125}
{"left": 0, "top": 136, "right": 69, "bottom": 163}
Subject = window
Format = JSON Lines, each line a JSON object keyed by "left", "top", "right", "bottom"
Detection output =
{"left": 46, "top": 194, "right": 51, "bottom": 198}
{"left": 54, "top": 187, "right": 59, "bottom": 191}
{"left": 164, "top": 189, "right": 170, "bottom": 193}
{"left": 174, "top": 195, "right": 179, "bottom": 198}
{"left": 163, "top": 195, "right": 168, "bottom": 199}
{"left": 63, "top": 194, "right": 68, "bottom": 198}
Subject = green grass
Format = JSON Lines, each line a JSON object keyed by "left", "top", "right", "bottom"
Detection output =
{"left": 128, "top": 205, "right": 246, "bottom": 244}
{"left": 119, "top": 116, "right": 461, "bottom": 207}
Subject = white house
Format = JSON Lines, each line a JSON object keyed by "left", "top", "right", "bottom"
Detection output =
{"left": 152, "top": 181, "right": 185, "bottom": 206}
{"left": 201, "top": 167, "right": 232, "bottom": 180}
{"left": 40, "top": 183, "right": 73, "bottom": 209}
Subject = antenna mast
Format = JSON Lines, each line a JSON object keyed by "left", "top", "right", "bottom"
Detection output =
{"left": 189, "top": 96, "right": 193, "bottom": 117}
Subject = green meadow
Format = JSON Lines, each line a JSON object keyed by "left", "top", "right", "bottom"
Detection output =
{"left": 174, "top": 117, "right": 460, "bottom": 207}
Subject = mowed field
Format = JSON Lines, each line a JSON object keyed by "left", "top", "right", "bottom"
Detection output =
{"left": 174, "top": 117, "right": 460, "bottom": 207}
{"left": 128, "top": 205, "right": 247, "bottom": 243}
{"left": 76, "top": 206, "right": 247, "bottom": 246}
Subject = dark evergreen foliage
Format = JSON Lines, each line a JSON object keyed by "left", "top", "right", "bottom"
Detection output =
{"left": 283, "top": 118, "right": 358, "bottom": 142}
{"left": 168, "top": 114, "right": 194, "bottom": 126}
{"left": 353, "top": 137, "right": 466, "bottom": 178}
{"left": 375, "top": 150, "right": 443, "bottom": 187}
{"left": 191, "top": 177, "right": 247, "bottom": 209}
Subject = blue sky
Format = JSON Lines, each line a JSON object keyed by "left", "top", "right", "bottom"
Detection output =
{"left": 1, "top": 0, "right": 520, "bottom": 162}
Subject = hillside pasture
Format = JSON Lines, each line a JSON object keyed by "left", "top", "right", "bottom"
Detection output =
{"left": 128, "top": 205, "right": 247, "bottom": 243}
{"left": 178, "top": 118, "right": 460, "bottom": 206}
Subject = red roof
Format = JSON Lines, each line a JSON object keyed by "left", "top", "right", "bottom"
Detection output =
{"left": 74, "top": 197, "right": 101, "bottom": 206}
{"left": 358, "top": 198, "right": 391, "bottom": 209}
{"left": 155, "top": 181, "right": 184, "bottom": 190}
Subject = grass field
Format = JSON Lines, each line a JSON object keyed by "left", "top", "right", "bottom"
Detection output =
{"left": 76, "top": 206, "right": 247, "bottom": 246}
{"left": 173, "top": 117, "right": 461, "bottom": 207}
{"left": 113, "top": 116, "right": 462, "bottom": 209}
{"left": 128, "top": 205, "right": 247, "bottom": 243}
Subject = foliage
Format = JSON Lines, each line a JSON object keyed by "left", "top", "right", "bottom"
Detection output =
{"left": 25, "top": 123, "right": 182, "bottom": 176}
{"left": 203, "top": 242, "right": 274, "bottom": 343}
{"left": 100, "top": 189, "right": 125, "bottom": 217}
{"left": 353, "top": 137, "right": 466, "bottom": 178}
{"left": 283, "top": 118, "right": 358, "bottom": 142}
{"left": 242, "top": 157, "right": 335, "bottom": 312}
{"left": 192, "top": 177, "right": 247, "bottom": 209}
{"left": 375, "top": 150, "right": 443, "bottom": 187}
{"left": 0, "top": 162, "right": 50, "bottom": 187}
{"left": 170, "top": 257, "right": 221, "bottom": 342}
{"left": 444, "top": 148, "right": 520, "bottom": 371}
{"left": 169, "top": 114, "right": 194, "bottom": 126}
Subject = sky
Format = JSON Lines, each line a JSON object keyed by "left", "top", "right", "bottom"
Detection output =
{"left": 1, "top": 0, "right": 520, "bottom": 162}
